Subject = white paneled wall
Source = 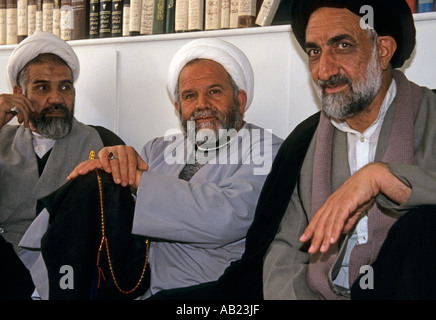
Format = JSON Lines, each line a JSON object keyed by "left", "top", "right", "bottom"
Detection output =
{"left": 1, "top": 12, "right": 435, "bottom": 151}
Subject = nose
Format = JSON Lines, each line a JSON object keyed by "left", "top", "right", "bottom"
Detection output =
{"left": 196, "top": 93, "right": 212, "bottom": 110}
{"left": 317, "top": 50, "right": 340, "bottom": 81}
{"left": 47, "top": 88, "right": 64, "bottom": 104}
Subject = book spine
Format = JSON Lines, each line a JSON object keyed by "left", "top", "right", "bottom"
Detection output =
{"left": 255, "top": 0, "right": 280, "bottom": 27}
{"left": 152, "top": 0, "right": 165, "bottom": 34}
{"left": 139, "top": 0, "right": 153, "bottom": 34}
{"left": 0, "top": 0, "right": 6, "bottom": 44}
{"left": 165, "top": 0, "right": 174, "bottom": 33}
{"left": 27, "top": 0, "right": 36, "bottom": 36}
{"left": 35, "top": 0, "right": 42, "bottom": 31}
{"left": 187, "top": 0, "right": 203, "bottom": 31}
{"left": 89, "top": 0, "right": 99, "bottom": 38}
{"left": 238, "top": 0, "right": 256, "bottom": 27}
{"left": 229, "top": 0, "right": 237, "bottom": 28}
{"left": 60, "top": 0, "right": 71, "bottom": 40}
{"left": 53, "top": 0, "right": 60, "bottom": 36}
{"left": 174, "top": 0, "right": 187, "bottom": 32}
{"left": 99, "top": 0, "right": 111, "bottom": 37}
{"left": 6, "top": 0, "right": 17, "bottom": 44}
{"left": 205, "top": 0, "right": 220, "bottom": 30}
{"left": 220, "top": 0, "right": 229, "bottom": 28}
{"left": 42, "top": 0, "right": 54, "bottom": 33}
{"left": 71, "top": 0, "right": 86, "bottom": 39}
{"left": 17, "top": 0, "right": 28, "bottom": 42}
{"left": 129, "top": 0, "right": 141, "bottom": 35}
{"left": 417, "top": 0, "right": 434, "bottom": 12}
{"left": 111, "top": 0, "right": 122, "bottom": 36}
{"left": 122, "top": 0, "right": 129, "bottom": 35}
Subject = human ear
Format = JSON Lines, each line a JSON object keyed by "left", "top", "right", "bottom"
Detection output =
{"left": 237, "top": 90, "right": 247, "bottom": 114}
{"left": 377, "top": 36, "right": 397, "bottom": 70}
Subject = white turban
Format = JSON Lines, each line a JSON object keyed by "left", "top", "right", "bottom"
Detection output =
{"left": 7, "top": 31, "right": 80, "bottom": 88}
{"left": 167, "top": 38, "right": 254, "bottom": 111}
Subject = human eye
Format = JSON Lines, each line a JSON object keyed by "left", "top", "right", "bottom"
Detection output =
{"left": 306, "top": 48, "right": 320, "bottom": 58}
{"left": 182, "top": 92, "right": 196, "bottom": 101}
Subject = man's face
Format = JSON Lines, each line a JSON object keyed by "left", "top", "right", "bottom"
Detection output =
{"left": 305, "top": 7, "right": 382, "bottom": 121}
{"left": 176, "top": 59, "right": 246, "bottom": 142}
{"left": 24, "top": 61, "right": 75, "bottom": 139}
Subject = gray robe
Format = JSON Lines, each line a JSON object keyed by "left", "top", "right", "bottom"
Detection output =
{"left": 133, "top": 122, "right": 283, "bottom": 297}
{"left": 0, "top": 118, "right": 108, "bottom": 250}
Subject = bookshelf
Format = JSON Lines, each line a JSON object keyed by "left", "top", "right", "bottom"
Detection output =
{"left": 0, "top": 12, "right": 435, "bottom": 152}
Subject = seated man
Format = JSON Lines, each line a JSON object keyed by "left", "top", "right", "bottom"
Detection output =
{"left": 148, "top": 0, "right": 436, "bottom": 300}
{"left": 0, "top": 31, "right": 124, "bottom": 300}
{"left": 26, "top": 38, "right": 282, "bottom": 299}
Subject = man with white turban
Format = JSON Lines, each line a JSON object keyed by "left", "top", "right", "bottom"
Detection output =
{"left": 59, "top": 37, "right": 282, "bottom": 299}
{"left": 0, "top": 31, "right": 124, "bottom": 299}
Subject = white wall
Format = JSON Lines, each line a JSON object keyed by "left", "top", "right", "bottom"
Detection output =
{"left": 0, "top": 12, "right": 435, "bottom": 151}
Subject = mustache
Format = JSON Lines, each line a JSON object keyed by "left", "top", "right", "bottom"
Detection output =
{"left": 318, "top": 74, "right": 352, "bottom": 92}
{"left": 41, "top": 104, "right": 69, "bottom": 115}
{"left": 190, "top": 109, "right": 219, "bottom": 121}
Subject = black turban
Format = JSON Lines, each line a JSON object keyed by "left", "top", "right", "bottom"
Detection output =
{"left": 289, "top": 0, "right": 416, "bottom": 69}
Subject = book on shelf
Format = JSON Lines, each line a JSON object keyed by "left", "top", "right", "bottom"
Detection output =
{"left": 174, "top": 0, "right": 187, "bottom": 32}
{"left": 89, "top": 0, "right": 98, "bottom": 38}
{"left": 417, "top": 0, "right": 434, "bottom": 12}
{"left": 140, "top": 0, "right": 153, "bottom": 35}
{"left": 6, "top": 0, "right": 17, "bottom": 44}
{"left": 220, "top": 0, "right": 229, "bottom": 29}
{"left": 165, "top": 0, "right": 174, "bottom": 33}
{"left": 17, "top": 0, "right": 28, "bottom": 42}
{"left": 35, "top": 0, "right": 42, "bottom": 31}
{"left": 152, "top": 0, "right": 165, "bottom": 34}
{"left": 255, "top": 0, "right": 281, "bottom": 26}
{"left": 187, "top": 0, "right": 203, "bottom": 31}
{"left": 53, "top": 0, "right": 60, "bottom": 36}
{"left": 42, "top": 0, "right": 54, "bottom": 33}
{"left": 27, "top": 0, "right": 36, "bottom": 36}
{"left": 229, "top": 0, "right": 237, "bottom": 28}
{"left": 0, "top": 0, "right": 6, "bottom": 44}
{"left": 60, "top": 0, "right": 71, "bottom": 40}
{"left": 99, "top": 0, "right": 111, "bottom": 37}
{"left": 205, "top": 0, "right": 220, "bottom": 30}
{"left": 122, "top": 0, "right": 130, "bottom": 35}
{"left": 238, "top": 0, "right": 262, "bottom": 28}
{"left": 71, "top": 0, "right": 87, "bottom": 39}
{"left": 111, "top": 0, "right": 123, "bottom": 37}
{"left": 129, "top": 0, "right": 141, "bottom": 35}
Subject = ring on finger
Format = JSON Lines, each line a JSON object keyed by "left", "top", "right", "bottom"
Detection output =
{"left": 108, "top": 151, "right": 119, "bottom": 161}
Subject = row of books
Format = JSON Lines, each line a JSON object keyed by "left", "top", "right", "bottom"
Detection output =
{"left": 407, "top": 0, "right": 436, "bottom": 13}
{"left": 0, "top": 0, "right": 284, "bottom": 45}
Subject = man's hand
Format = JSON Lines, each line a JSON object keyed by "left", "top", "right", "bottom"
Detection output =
{"left": 67, "top": 145, "right": 148, "bottom": 188}
{"left": 0, "top": 94, "right": 34, "bottom": 129}
{"left": 299, "top": 162, "right": 412, "bottom": 254}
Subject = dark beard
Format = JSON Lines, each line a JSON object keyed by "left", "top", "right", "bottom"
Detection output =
{"left": 30, "top": 104, "right": 74, "bottom": 139}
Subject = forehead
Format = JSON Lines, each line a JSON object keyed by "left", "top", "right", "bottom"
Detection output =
{"left": 306, "top": 7, "right": 367, "bottom": 44}
{"left": 27, "top": 61, "right": 73, "bottom": 81}
{"left": 179, "top": 59, "right": 230, "bottom": 84}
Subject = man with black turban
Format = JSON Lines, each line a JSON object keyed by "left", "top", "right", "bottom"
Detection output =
{"left": 148, "top": 0, "right": 436, "bottom": 300}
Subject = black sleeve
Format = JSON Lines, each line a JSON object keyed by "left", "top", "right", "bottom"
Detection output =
{"left": 90, "top": 125, "right": 126, "bottom": 147}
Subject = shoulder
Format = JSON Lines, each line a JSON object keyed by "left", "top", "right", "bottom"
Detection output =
{"left": 88, "top": 125, "right": 125, "bottom": 146}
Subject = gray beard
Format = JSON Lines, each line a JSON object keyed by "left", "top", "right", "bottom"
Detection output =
{"left": 180, "top": 103, "right": 242, "bottom": 146}
{"left": 317, "top": 46, "right": 382, "bottom": 121}
{"left": 31, "top": 105, "right": 74, "bottom": 139}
